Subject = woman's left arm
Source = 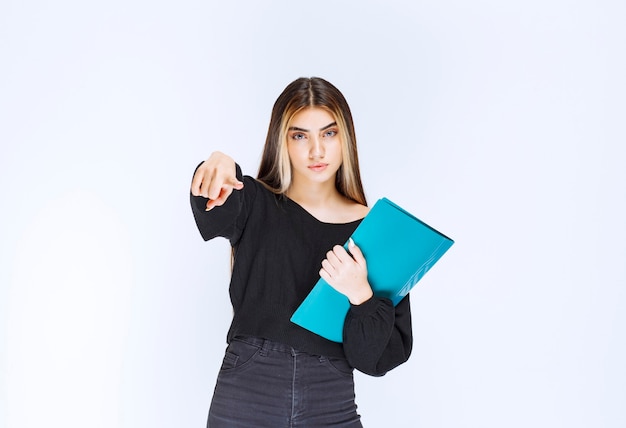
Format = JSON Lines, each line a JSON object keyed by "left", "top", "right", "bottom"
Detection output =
{"left": 320, "top": 240, "right": 413, "bottom": 376}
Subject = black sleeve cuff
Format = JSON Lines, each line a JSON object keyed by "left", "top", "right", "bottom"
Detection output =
{"left": 348, "top": 296, "right": 393, "bottom": 317}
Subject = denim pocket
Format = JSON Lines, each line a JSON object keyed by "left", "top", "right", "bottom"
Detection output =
{"left": 219, "top": 338, "right": 262, "bottom": 373}
{"left": 321, "top": 356, "right": 354, "bottom": 377}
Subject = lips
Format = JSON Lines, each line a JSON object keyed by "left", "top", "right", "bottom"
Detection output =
{"left": 308, "top": 163, "right": 328, "bottom": 172}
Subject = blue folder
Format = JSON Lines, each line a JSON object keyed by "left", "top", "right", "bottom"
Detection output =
{"left": 290, "top": 197, "right": 454, "bottom": 342}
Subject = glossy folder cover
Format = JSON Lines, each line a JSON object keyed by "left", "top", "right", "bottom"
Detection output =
{"left": 290, "top": 197, "right": 454, "bottom": 343}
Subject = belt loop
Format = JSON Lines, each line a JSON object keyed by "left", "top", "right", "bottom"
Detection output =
{"left": 260, "top": 338, "right": 269, "bottom": 357}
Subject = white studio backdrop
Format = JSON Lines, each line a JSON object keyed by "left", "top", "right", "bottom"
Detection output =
{"left": 1, "top": 0, "right": 625, "bottom": 427}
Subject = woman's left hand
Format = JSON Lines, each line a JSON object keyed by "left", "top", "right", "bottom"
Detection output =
{"left": 320, "top": 239, "right": 373, "bottom": 305}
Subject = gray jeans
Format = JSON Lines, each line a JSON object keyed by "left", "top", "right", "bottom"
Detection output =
{"left": 208, "top": 336, "right": 363, "bottom": 427}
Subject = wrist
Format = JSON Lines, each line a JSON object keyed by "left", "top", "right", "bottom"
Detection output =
{"left": 348, "top": 287, "right": 373, "bottom": 305}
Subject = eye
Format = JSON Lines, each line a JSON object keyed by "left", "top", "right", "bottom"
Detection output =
{"left": 323, "top": 129, "right": 338, "bottom": 138}
{"left": 290, "top": 132, "right": 306, "bottom": 141}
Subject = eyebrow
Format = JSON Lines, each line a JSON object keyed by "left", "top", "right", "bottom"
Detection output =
{"left": 288, "top": 122, "right": 337, "bottom": 133}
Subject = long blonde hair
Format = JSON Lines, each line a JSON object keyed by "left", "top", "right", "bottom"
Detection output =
{"left": 257, "top": 77, "right": 367, "bottom": 206}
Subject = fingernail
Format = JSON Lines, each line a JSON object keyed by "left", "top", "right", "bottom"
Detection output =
{"left": 349, "top": 237, "right": 355, "bottom": 248}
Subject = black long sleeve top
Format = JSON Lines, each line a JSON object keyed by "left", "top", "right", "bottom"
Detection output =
{"left": 190, "top": 163, "right": 412, "bottom": 376}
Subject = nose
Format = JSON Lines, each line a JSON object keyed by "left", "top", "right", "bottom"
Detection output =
{"left": 309, "top": 137, "right": 325, "bottom": 159}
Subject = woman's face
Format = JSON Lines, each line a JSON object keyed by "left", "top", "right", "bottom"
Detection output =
{"left": 286, "top": 107, "right": 343, "bottom": 188}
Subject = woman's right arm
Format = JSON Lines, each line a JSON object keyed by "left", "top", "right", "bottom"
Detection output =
{"left": 190, "top": 152, "right": 249, "bottom": 243}
{"left": 191, "top": 151, "right": 244, "bottom": 211}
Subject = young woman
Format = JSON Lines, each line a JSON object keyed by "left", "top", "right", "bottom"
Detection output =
{"left": 190, "top": 77, "right": 413, "bottom": 427}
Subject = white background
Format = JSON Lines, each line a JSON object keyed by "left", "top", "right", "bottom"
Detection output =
{"left": 1, "top": 0, "right": 625, "bottom": 427}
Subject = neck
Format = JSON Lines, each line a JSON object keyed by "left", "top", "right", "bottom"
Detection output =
{"left": 286, "top": 179, "right": 341, "bottom": 208}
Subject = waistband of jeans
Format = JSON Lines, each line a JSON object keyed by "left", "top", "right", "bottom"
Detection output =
{"left": 233, "top": 336, "right": 299, "bottom": 354}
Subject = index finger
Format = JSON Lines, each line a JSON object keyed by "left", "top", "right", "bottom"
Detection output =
{"left": 345, "top": 239, "right": 366, "bottom": 266}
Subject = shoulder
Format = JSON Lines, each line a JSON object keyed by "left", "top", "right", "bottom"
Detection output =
{"left": 354, "top": 203, "right": 370, "bottom": 218}
{"left": 334, "top": 199, "right": 369, "bottom": 223}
